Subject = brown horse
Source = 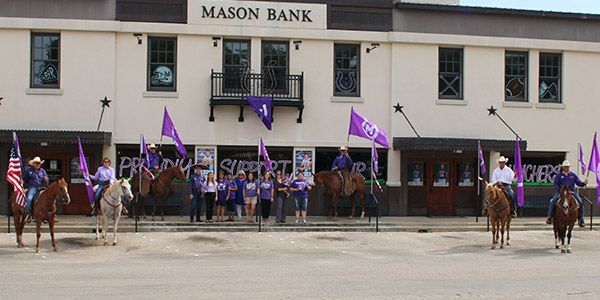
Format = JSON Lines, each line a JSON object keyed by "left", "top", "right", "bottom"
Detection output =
{"left": 130, "top": 165, "right": 186, "bottom": 221}
{"left": 483, "top": 182, "right": 512, "bottom": 249}
{"left": 10, "top": 189, "right": 31, "bottom": 248}
{"left": 553, "top": 185, "right": 579, "bottom": 253}
{"left": 314, "top": 170, "right": 366, "bottom": 221}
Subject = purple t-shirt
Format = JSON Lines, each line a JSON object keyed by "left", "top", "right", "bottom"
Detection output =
{"left": 217, "top": 180, "right": 228, "bottom": 201}
{"left": 291, "top": 179, "right": 310, "bottom": 198}
{"left": 227, "top": 181, "right": 237, "bottom": 200}
{"left": 244, "top": 180, "right": 258, "bottom": 198}
{"left": 259, "top": 180, "right": 274, "bottom": 199}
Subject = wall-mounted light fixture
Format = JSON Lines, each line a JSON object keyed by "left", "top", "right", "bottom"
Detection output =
{"left": 212, "top": 37, "right": 222, "bottom": 47}
{"left": 366, "top": 42, "right": 380, "bottom": 53}
{"left": 293, "top": 40, "right": 302, "bottom": 50}
{"left": 133, "top": 33, "right": 143, "bottom": 45}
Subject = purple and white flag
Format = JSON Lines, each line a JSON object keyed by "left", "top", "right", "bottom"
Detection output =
{"left": 372, "top": 142, "right": 379, "bottom": 174}
{"left": 78, "top": 138, "right": 94, "bottom": 205}
{"left": 478, "top": 141, "right": 486, "bottom": 175}
{"left": 161, "top": 107, "right": 187, "bottom": 157}
{"left": 515, "top": 137, "right": 524, "bottom": 207}
{"left": 259, "top": 137, "right": 273, "bottom": 171}
{"left": 348, "top": 108, "right": 389, "bottom": 149}
{"left": 141, "top": 134, "right": 150, "bottom": 168}
{"left": 579, "top": 143, "right": 587, "bottom": 175}
{"left": 589, "top": 132, "right": 599, "bottom": 175}
{"left": 247, "top": 96, "right": 272, "bottom": 130}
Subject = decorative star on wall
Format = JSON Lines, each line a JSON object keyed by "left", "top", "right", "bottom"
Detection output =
{"left": 393, "top": 103, "right": 403, "bottom": 113}
{"left": 100, "top": 96, "right": 111, "bottom": 108}
{"left": 487, "top": 105, "right": 497, "bottom": 116}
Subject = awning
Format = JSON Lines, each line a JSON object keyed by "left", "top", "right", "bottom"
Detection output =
{"left": 393, "top": 137, "right": 526, "bottom": 152}
{"left": 0, "top": 129, "right": 111, "bottom": 145}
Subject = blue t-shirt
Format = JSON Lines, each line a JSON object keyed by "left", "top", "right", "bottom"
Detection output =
{"left": 217, "top": 180, "right": 228, "bottom": 201}
{"left": 235, "top": 179, "right": 246, "bottom": 205}
{"left": 244, "top": 180, "right": 258, "bottom": 198}
{"left": 227, "top": 180, "right": 237, "bottom": 200}
{"left": 259, "top": 180, "right": 274, "bottom": 199}
{"left": 291, "top": 179, "right": 310, "bottom": 198}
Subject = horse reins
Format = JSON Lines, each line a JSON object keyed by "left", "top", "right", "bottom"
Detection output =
{"left": 485, "top": 187, "right": 510, "bottom": 216}
{"left": 102, "top": 186, "right": 124, "bottom": 221}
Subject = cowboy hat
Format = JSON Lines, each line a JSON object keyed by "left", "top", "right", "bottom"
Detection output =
{"left": 29, "top": 156, "right": 45, "bottom": 166}
{"left": 339, "top": 146, "right": 348, "bottom": 151}
{"left": 497, "top": 156, "right": 508, "bottom": 163}
{"left": 561, "top": 160, "right": 571, "bottom": 167}
{"left": 147, "top": 143, "right": 157, "bottom": 149}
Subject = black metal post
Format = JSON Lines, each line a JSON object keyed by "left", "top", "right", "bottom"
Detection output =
{"left": 135, "top": 192, "right": 139, "bottom": 233}
{"left": 258, "top": 198, "right": 262, "bottom": 233}
{"left": 487, "top": 215, "right": 490, "bottom": 232}
{"left": 7, "top": 192, "right": 10, "bottom": 234}
{"left": 590, "top": 202, "right": 593, "bottom": 231}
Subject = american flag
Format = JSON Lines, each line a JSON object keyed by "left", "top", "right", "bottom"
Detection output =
{"left": 7, "top": 132, "right": 25, "bottom": 207}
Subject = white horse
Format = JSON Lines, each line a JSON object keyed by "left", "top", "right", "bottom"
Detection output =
{"left": 95, "top": 179, "right": 133, "bottom": 246}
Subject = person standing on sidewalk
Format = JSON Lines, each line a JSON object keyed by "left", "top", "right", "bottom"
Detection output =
{"left": 216, "top": 171, "right": 228, "bottom": 222}
{"left": 204, "top": 172, "right": 216, "bottom": 223}
{"left": 259, "top": 171, "right": 275, "bottom": 223}
{"left": 188, "top": 165, "right": 205, "bottom": 223}
{"left": 227, "top": 173, "right": 239, "bottom": 221}
{"left": 243, "top": 173, "right": 258, "bottom": 223}
{"left": 289, "top": 172, "right": 311, "bottom": 224}
{"left": 274, "top": 170, "right": 288, "bottom": 223}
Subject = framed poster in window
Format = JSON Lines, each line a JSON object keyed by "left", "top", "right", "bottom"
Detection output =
{"left": 458, "top": 162, "right": 474, "bottom": 187}
{"left": 433, "top": 161, "right": 450, "bottom": 187}
{"left": 294, "top": 148, "right": 314, "bottom": 183}
{"left": 195, "top": 146, "right": 217, "bottom": 177}
{"left": 408, "top": 161, "right": 424, "bottom": 186}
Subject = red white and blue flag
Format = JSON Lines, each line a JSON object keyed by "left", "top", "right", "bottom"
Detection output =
{"left": 515, "top": 137, "right": 524, "bottom": 207}
{"left": 78, "top": 138, "right": 95, "bottom": 205}
{"left": 7, "top": 132, "right": 25, "bottom": 207}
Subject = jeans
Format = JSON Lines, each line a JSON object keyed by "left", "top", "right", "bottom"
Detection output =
{"left": 500, "top": 183, "right": 516, "bottom": 210}
{"left": 190, "top": 189, "right": 203, "bottom": 221}
{"left": 26, "top": 186, "right": 39, "bottom": 214}
{"left": 261, "top": 198, "right": 272, "bottom": 219}
{"left": 276, "top": 195, "right": 288, "bottom": 222}
{"left": 547, "top": 191, "right": 584, "bottom": 218}
{"left": 226, "top": 199, "right": 236, "bottom": 214}
{"left": 94, "top": 180, "right": 110, "bottom": 206}
{"left": 294, "top": 197, "right": 308, "bottom": 211}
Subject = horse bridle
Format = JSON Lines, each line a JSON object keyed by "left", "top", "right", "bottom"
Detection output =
{"left": 559, "top": 189, "right": 578, "bottom": 213}
{"left": 484, "top": 186, "right": 510, "bottom": 215}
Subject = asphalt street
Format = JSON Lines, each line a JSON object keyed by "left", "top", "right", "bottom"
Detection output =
{"left": 1, "top": 230, "right": 600, "bottom": 299}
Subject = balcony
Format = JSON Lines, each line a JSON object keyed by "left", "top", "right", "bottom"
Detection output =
{"left": 209, "top": 70, "right": 304, "bottom": 123}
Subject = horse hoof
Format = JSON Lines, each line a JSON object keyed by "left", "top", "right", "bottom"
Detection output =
{"left": 18, "top": 243, "right": 24, "bottom": 248}
{"left": 104, "top": 242, "right": 109, "bottom": 246}
{"left": 561, "top": 249, "right": 566, "bottom": 253}
{"left": 555, "top": 245, "right": 560, "bottom": 249}
{"left": 360, "top": 216, "right": 364, "bottom": 220}
{"left": 95, "top": 237, "right": 99, "bottom": 241}
{"left": 500, "top": 245, "right": 504, "bottom": 249}
{"left": 567, "top": 249, "right": 572, "bottom": 254}
{"left": 53, "top": 248, "right": 57, "bottom": 252}
{"left": 113, "top": 242, "right": 117, "bottom": 246}
{"left": 348, "top": 216, "right": 353, "bottom": 219}
{"left": 161, "top": 216, "right": 165, "bottom": 221}
{"left": 36, "top": 249, "right": 40, "bottom": 254}
{"left": 506, "top": 241, "right": 511, "bottom": 246}
{"left": 491, "top": 246, "right": 496, "bottom": 250}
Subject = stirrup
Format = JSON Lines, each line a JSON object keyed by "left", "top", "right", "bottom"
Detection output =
{"left": 545, "top": 217, "right": 552, "bottom": 225}
{"left": 578, "top": 219, "right": 585, "bottom": 228}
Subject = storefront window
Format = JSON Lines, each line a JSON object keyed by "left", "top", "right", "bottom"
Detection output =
{"left": 408, "top": 161, "right": 424, "bottom": 186}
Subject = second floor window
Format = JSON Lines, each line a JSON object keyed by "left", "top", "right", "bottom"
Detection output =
{"left": 223, "top": 40, "right": 250, "bottom": 92}
{"left": 31, "top": 33, "right": 60, "bottom": 88}
{"left": 438, "top": 48, "right": 462, "bottom": 99}
{"left": 505, "top": 51, "right": 528, "bottom": 101}
{"left": 262, "top": 41, "right": 288, "bottom": 94}
{"left": 334, "top": 44, "right": 360, "bottom": 97}
{"left": 148, "top": 37, "right": 177, "bottom": 91}
{"left": 539, "top": 53, "right": 561, "bottom": 102}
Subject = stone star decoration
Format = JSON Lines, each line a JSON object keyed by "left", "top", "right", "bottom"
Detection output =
{"left": 393, "top": 102, "right": 403, "bottom": 113}
{"left": 100, "top": 96, "right": 111, "bottom": 108}
{"left": 487, "top": 105, "right": 497, "bottom": 116}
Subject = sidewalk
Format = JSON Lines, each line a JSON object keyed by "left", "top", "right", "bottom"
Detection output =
{"left": 2, "top": 215, "right": 597, "bottom": 233}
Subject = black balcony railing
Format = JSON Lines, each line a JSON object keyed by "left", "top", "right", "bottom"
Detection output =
{"left": 210, "top": 70, "right": 304, "bottom": 123}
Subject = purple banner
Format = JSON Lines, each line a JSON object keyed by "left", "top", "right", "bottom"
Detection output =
{"left": 589, "top": 132, "right": 599, "bottom": 175}
{"left": 141, "top": 134, "right": 150, "bottom": 167}
{"left": 373, "top": 142, "right": 379, "bottom": 174}
{"left": 247, "top": 96, "right": 272, "bottom": 130}
{"left": 161, "top": 107, "right": 187, "bottom": 157}
{"left": 478, "top": 140, "right": 486, "bottom": 175}
{"left": 78, "top": 138, "right": 95, "bottom": 205}
{"left": 348, "top": 108, "right": 389, "bottom": 149}
{"left": 515, "top": 137, "right": 524, "bottom": 207}
{"left": 259, "top": 137, "right": 273, "bottom": 171}
{"left": 579, "top": 143, "right": 586, "bottom": 175}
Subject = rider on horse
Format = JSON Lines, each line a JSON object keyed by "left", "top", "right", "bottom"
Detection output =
{"left": 491, "top": 156, "right": 518, "bottom": 218}
{"left": 87, "top": 157, "right": 116, "bottom": 215}
{"left": 146, "top": 143, "right": 163, "bottom": 177}
{"left": 546, "top": 160, "right": 587, "bottom": 227}
{"left": 332, "top": 146, "right": 353, "bottom": 197}
{"left": 23, "top": 156, "right": 49, "bottom": 222}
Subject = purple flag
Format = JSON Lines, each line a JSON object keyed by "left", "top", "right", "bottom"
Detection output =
{"left": 259, "top": 137, "right": 273, "bottom": 171}
{"left": 78, "top": 138, "right": 94, "bottom": 205}
{"left": 247, "top": 96, "right": 272, "bottom": 130}
{"left": 478, "top": 141, "right": 486, "bottom": 175}
{"left": 141, "top": 134, "right": 150, "bottom": 168}
{"left": 596, "top": 172, "right": 600, "bottom": 205}
{"left": 161, "top": 107, "right": 187, "bottom": 157}
{"left": 579, "top": 143, "right": 587, "bottom": 175}
{"left": 589, "top": 132, "right": 599, "bottom": 175}
{"left": 348, "top": 108, "right": 389, "bottom": 149}
{"left": 515, "top": 137, "right": 524, "bottom": 207}
{"left": 372, "top": 142, "right": 379, "bottom": 174}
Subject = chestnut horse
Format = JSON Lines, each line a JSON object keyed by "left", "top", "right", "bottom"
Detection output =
{"left": 483, "top": 182, "right": 512, "bottom": 249}
{"left": 553, "top": 185, "right": 579, "bottom": 253}
{"left": 29, "top": 179, "right": 71, "bottom": 253}
{"left": 314, "top": 171, "right": 366, "bottom": 221}
{"left": 130, "top": 165, "right": 186, "bottom": 221}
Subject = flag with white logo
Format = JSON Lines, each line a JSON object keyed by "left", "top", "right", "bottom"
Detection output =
{"left": 247, "top": 96, "right": 272, "bottom": 130}
{"left": 348, "top": 108, "right": 389, "bottom": 149}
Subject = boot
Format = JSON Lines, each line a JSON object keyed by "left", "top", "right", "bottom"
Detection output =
{"left": 578, "top": 218, "right": 585, "bottom": 228}
{"left": 482, "top": 208, "right": 488, "bottom": 217}
{"left": 508, "top": 199, "right": 517, "bottom": 218}
{"left": 545, "top": 216, "right": 552, "bottom": 225}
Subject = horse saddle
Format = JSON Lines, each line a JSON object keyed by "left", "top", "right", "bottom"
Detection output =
{"left": 337, "top": 170, "right": 353, "bottom": 197}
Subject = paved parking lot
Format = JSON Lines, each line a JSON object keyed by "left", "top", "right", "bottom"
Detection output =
{"left": 2, "top": 230, "right": 600, "bottom": 299}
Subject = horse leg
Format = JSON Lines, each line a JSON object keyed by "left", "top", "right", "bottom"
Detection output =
{"left": 113, "top": 209, "right": 121, "bottom": 246}
{"left": 506, "top": 218, "right": 511, "bottom": 246}
{"left": 161, "top": 195, "right": 167, "bottom": 221}
{"left": 349, "top": 195, "right": 355, "bottom": 219}
{"left": 333, "top": 197, "right": 338, "bottom": 221}
{"left": 151, "top": 195, "right": 158, "bottom": 221}
{"left": 560, "top": 228, "right": 566, "bottom": 253}
{"left": 499, "top": 219, "right": 505, "bottom": 249}
{"left": 49, "top": 218, "right": 57, "bottom": 252}
{"left": 553, "top": 224, "right": 560, "bottom": 249}
{"left": 327, "top": 196, "right": 332, "bottom": 221}
{"left": 95, "top": 214, "right": 100, "bottom": 240}
{"left": 359, "top": 192, "right": 366, "bottom": 220}
{"left": 103, "top": 211, "right": 109, "bottom": 246}
{"left": 566, "top": 225, "right": 574, "bottom": 253}
{"left": 490, "top": 219, "right": 497, "bottom": 249}
{"left": 35, "top": 219, "right": 42, "bottom": 254}
{"left": 14, "top": 212, "right": 24, "bottom": 247}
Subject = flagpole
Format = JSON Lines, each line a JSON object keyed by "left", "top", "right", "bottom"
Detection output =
{"left": 258, "top": 136, "right": 262, "bottom": 230}
{"left": 159, "top": 106, "right": 166, "bottom": 149}
{"left": 136, "top": 134, "right": 142, "bottom": 233}
{"left": 371, "top": 138, "right": 374, "bottom": 195}
{"left": 476, "top": 140, "right": 480, "bottom": 223}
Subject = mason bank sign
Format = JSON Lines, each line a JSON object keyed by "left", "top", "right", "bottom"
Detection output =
{"left": 188, "top": 0, "right": 326, "bottom": 29}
